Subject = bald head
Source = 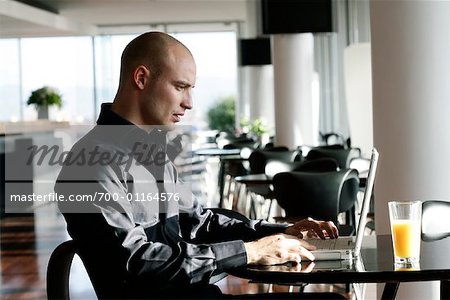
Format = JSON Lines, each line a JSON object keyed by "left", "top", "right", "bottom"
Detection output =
{"left": 119, "top": 31, "right": 192, "bottom": 84}
{"left": 112, "top": 31, "right": 196, "bottom": 126}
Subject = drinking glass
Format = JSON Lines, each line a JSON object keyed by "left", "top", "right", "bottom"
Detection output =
{"left": 388, "top": 201, "right": 422, "bottom": 264}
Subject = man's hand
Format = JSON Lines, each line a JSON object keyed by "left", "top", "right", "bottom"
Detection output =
{"left": 284, "top": 217, "right": 339, "bottom": 239}
{"left": 263, "top": 261, "right": 316, "bottom": 273}
{"left": 244, "top": 234, "right": 316, "bottom": 265}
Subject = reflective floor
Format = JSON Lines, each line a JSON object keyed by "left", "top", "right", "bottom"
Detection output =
{"left": 0, "top": 203, "right": 375, "bottom": 300}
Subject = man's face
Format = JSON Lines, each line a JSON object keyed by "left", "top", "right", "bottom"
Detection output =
{"left": 140, "top": 45, "right": 196, "bottom": 125}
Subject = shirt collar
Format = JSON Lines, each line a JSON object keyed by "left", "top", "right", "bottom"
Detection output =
{"left": 95, "top": 102, "right": 168, "bottom": 151}
{"left": 97, "top": 102, "right": 134, "bottom": 126}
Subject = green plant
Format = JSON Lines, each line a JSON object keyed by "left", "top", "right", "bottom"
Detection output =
{"left": 249, "top": 118, "right": 268, "bottom": 137}
{"left": 26, "top": 86, "right": 63, "bottom": 108}
{"left": 207, "top": 96, "right": 236, "bottom": 132}
{"left": 240, "top": 117, "right": 268, "bottom": 137}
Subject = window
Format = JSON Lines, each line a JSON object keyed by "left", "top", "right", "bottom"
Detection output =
{"left": 20, "top": 37, "right": 95, "bottom": 123}
{"left": 170, "top": 31, "right": 238, "bottom": 130}
{"left": 1, "top": 26, "right": 238, "bottom": 127}
{"left": 0, "top": 39, "right": 21, "bottom": 121}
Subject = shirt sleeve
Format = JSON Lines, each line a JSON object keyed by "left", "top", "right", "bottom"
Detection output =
{"left": 179, "top": 196, "right": 289, "bottom": 246}
{"left": 55, "top": 161, "right": 248, "bottom": 287}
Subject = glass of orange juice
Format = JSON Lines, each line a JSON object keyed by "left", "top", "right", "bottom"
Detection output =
{"left": 388, "top": 201, "right": 422, "bottom": 264}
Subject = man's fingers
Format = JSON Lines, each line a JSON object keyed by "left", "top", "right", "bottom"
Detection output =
{"left": 286, "top": 253, "right": 301, "bottom": 264}
{"left": 298, "top": 246, "right": 315, "bottom": 261}
{"left": 314, "top": 226, "right": 326, "bottom": 239}
{"left": 322, "top": 221, "right": 339, "bottom": 239}
{"left": 303, "top": 261, "right": 316, "bottom": 273}
{"left": 299, "top": 239, "right": 316, "bottom": 251}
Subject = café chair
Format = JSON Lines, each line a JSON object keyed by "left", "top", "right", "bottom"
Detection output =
{"left": 421, "top": 200, "right": 450, "bottom": 241}
{"left": 219, "top": 145, "right": 255, "bottom": 209}
{"left": 305, "top": 147, "right": 361, "bottom": 170}
{"left": 47, "top": 208, "right": 248, "bottom": 300}
{"left": 319, "top": 132, "right": 346, "bottom": 147}
{"left": 248, "top": 149, "right": 302, "bottom": 174}
{"left": 47, "top": 240, "right": 78, "bottom": 300}
{"left": 240, "top": 149, "right": 302, "bottom": 218}
{"left": 272, "top": 169, "right": 360, "bottom": 235}
{"left": 384, "top": 196, "right": 450, "bottom": 297}
{"left": 260, "top": 158, "right": 339, "bottom": 221}
{"left": 265, "top": 158, "right": 338, "bottom": 178}
{"left": 262, "top": 143, "right": 290, "bottom": 151}
{"left": 47, "top": 238, "right": 129, "bottom": 300}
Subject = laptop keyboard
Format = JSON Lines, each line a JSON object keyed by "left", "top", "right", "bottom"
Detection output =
{"left": 307, "top": 237, "right": 353, "bottom": 250}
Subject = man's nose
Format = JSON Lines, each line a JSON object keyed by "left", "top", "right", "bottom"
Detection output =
{"left": 182, "top": 92, "right": 193, "bottom": 110}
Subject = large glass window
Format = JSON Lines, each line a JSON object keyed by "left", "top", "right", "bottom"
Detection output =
{"left": 0, "top": 39, "right": 21, "bottom": 121}
{"left": 1, "top": 28, "right": 238, "bottom": 128}
{"left": 171, "top": 31, "right": 238, "bottom": 130}
{"left": 93, "top": 31, "right": 238, "bottom": 130}
{"left": 20, "top": 37, "right": 95, "bottom": 123}
{"left": 94, "top": 34, "right": 137, "bottom": 116}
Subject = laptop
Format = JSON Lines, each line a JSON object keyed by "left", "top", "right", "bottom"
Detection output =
{"left": 306, "top": 148, "right": 379, "bottom": 261}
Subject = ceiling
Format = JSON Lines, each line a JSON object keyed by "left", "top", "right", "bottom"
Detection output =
{"left": 0, "top": 0, "right": 248, "bottom": 38}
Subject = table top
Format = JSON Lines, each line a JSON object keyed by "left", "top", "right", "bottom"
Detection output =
{"left": 234, "top": 173, "right": 272, "bottom": 184}
{"left": 234, "top": 172, "right": 367, "bottom": 188}
{"left": 229, "top": 235, "right": 450, "bottom": 285}
{"left": 194, "top": 148, "right": 241, "bottom": 156}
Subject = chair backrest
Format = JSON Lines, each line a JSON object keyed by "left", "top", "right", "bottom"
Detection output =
{"left": 264, "top": 158, "right": 338, "bottom": 178}
{"left": 222, "top": 139, "right": 260, "bottom": 150}
{"left": 248, "top": 149, "right": 301, "bottom": 174}
{"left": 272, "top": 169, "right": 360, "bottom": 225}
{"left": 306, "top": 147, "right": 361, "bottom": 169}
{"left": 47, "top": 237, "right": 129, "bottom": 300}
{"left": 262, "top": 144, "right": 290, "bottom": 152}
{"left": 422, "top": 200, "right": 450, "bottom": 241}
{"left": 47, "top": 240, "right": 77, "bottom": 300}
{"left": 319, "top": 132, "right": 346, "bottom": 147}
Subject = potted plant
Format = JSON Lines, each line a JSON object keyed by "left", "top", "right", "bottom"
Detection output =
{"left": 27, "top": 86, "right": 63, "bottom": 119}
{"left": 240, "top": 117, "right": 270, "bottom": 146}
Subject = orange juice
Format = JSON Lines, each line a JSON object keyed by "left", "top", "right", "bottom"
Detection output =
{"left": 391, "top": 220, "right": 421, "bottom": 259}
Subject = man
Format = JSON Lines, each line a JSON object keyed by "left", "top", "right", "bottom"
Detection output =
{"left": 55, "top": 32, "right": 338, "bottom": 299}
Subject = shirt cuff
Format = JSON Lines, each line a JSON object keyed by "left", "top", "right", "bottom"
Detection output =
{"left": 211, "top": 240, "right": 247, "bottom": 272}
{"left": 258, "top": 220, "right": 289, "bottom": 235}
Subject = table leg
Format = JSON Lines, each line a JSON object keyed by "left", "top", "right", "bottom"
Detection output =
{"left": 441, "top": 280, "right": 450, "bottom": 300}
{"left": 381, "top": 282, "right": 399, "bottom": 300}
{"left": 218, "top": 160, "right": 225, "bottom": 207}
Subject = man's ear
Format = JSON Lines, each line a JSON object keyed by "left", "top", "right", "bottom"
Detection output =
{"left": 134, "top": 65, "right": 150, "bottom": 90}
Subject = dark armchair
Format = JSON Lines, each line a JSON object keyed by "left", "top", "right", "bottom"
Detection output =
{"left": 305, "top": 147, "right": 361, "bottom": 170}
{"left": 272, "top": 169, "right": 360, "bottom": 235}
{"left": 421, "top": 200, "right": 450, "bottom": 241}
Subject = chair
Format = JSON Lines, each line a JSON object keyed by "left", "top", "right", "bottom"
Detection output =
{"left": 47, "top": 238, "right": 129, "bottom": 300}
{"left": 424, "top": 202, "right": 450, "bottom": 300}
{"left": 265, "top": 158, "right": 338, "bottom": 178}
{"left": 239, "top": 149, "right": 302, "bottom": 218}
{"left": 422, "top": 200, "right": 450, "bottom": 241}
{"left": 217, "top": 134, "right": 259, "bottom": 150}
{"left": 47, "top": 209, "right": 249, "bottom": 300}
{"left": 248, "top": 149, "right": 302, "bottom": 174}
{"left": 243, "top": 157, "right": 338, "bottom": 220}
{"left": 319, "top": 132, "right": 346, "bottom": 147}
{"left": 262, "top": 143, "right": 290, "bottom": 152}
{"left": 272, "top": 169, "right": 360, "bottom": 235}
{"left": 47, "top": 240, "right": 77, "bottom": 300}
{"left": 305, "top": 147, "right": 361, "bottom": 169}
{"left": 218, "top": 144, "right": 254, "bottom": 208}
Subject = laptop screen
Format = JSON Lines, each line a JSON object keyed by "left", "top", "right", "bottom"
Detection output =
{"left": 353, "top": 148, "right": 379, "bottom": 257}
